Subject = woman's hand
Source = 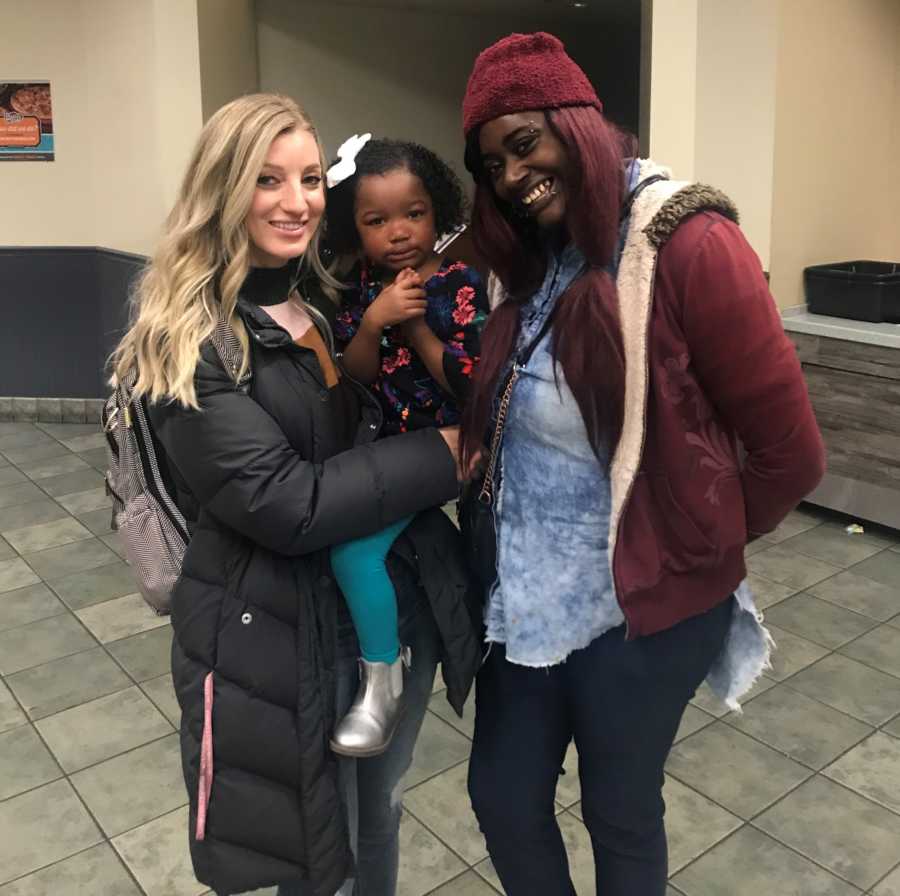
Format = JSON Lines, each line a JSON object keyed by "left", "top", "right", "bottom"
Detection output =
{"left": 364, "top": 268, "right": 427, "bottom": 332}
{"left": 439, "top": 428, "right": 485, "bottom": 483}
{"left": 464, "top": 448, "right": 484, "bottom": 482}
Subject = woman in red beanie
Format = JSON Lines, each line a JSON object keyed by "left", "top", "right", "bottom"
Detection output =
{"left": 458, "top": 32, "right": 825, "bottom": 895}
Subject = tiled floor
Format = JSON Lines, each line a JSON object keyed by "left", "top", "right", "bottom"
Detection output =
{"left": 0, "top": 420, "right": 899, "bottom": 895}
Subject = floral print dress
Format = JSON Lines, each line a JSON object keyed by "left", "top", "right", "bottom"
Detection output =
{"left": 334, "top": 259, "right": 489, "bottom": 435}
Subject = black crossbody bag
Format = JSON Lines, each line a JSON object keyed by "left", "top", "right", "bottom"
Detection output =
{"left": 458, "top": 300, "right": 561, "bottom": 591}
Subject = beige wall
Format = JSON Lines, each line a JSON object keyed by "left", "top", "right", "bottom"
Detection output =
{"left": 1, "top": 0, "right": 99, "bottom": 247}
{"left": 150, "top": 0, "right": 204, "bottom": 211}
{"left": 0, "top": 0, "right": 203, "bottom": 256}
{"left": 891, "top": 28, "right": 900, "bottom": 259}
{"left": 694, "top": 0, "right": 777, "bottom": 270}
{"left": 256, "top": 0, "right": 640, "bottom": 181}
{"left": 769, "top": 0, "right": 900, "bottom": 308}
{"left": 648, "top": 0, "right": 698, "bottom": 181}
{"left": 198, "top": 0, "right": 259, "bottom": 122}
{"left": 648, "top": 0, "right": 778, "bottom": 268}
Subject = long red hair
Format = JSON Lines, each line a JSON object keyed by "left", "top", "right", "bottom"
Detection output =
{"left": 461, "top": 106, "right": 633, "bottom": 470}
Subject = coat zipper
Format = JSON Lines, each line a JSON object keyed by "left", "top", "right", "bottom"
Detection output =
{"left": 298, "top": 293, "right": 384, "bottom": 442}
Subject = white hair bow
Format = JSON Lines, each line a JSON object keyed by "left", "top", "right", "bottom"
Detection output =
{"left": 326, "top": 133, "right": 373, "bottom": 188}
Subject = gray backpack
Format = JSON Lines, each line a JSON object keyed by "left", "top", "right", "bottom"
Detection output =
{"left": 102, "top": 319, "right": 247, "bottom": 613}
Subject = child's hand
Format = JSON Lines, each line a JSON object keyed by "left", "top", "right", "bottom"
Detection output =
{"left": 363, "top": 268, "right": 427, "bottom": 332}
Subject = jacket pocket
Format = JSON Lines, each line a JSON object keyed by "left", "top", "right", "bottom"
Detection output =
{"left": 195, "top": 671, "right": 215, "bottom": 841}
{"left": 657, "top": 475, "right": 717, "bottom": 573}
{"left": 619, "top": 473, "right": 716, "bottom": 591}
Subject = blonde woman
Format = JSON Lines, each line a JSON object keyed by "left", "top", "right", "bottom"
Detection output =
{"left": 112, "top": 94, "right": 480, "bottom": 896}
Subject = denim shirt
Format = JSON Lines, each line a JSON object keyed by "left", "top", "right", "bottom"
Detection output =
{"left": 486, "top": 243, "right": 625, "bottom": 666}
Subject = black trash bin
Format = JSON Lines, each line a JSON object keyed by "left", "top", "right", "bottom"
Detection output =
{"left": 803, "top": 260, "right": 900, "bottom": 323}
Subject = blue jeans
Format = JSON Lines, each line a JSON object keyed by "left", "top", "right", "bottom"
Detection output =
{"left": 468, "top": 597, "right": 733, "bottom": 896}
{"left": 277, "top": 601, "right": 441, "bottom": 896}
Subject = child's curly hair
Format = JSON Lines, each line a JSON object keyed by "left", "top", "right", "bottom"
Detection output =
{"left": 326, "top": 138, "right": 468, "bottom": 255}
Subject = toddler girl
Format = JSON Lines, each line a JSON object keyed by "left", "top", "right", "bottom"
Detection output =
{"left": 326, "top": 137, "right": 487, "bottom": 756}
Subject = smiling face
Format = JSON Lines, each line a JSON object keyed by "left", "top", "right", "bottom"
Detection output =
{"left": 353, "top": 167, "right": 438, "bottom": 275}
{"left": 245, "top": 128, "right": 325, "bottom": 268}
{"left": 478, "top": 110, "right": 569, "bottom": 231}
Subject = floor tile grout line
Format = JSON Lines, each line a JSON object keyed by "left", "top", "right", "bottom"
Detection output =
{"left": 4, "top": 527, "right": 97, "bottom": 559}
{"left": 0, "top": 492, "right": 80, "bottom": 532}
{"left": 746, "top": 817, "right": 889, "bottom": 892}
{"left": 743, "top": 660, "right": 900, "bottom": 758}
{"left": 775, "top": 532, "right": 898, "bottom": 567}
{"left": 2, "top": 542, "right": 169, "bottom": 701}
{"left": 713, "top": 701, "right": 873, "bottom": 776}
{"left": 664, "top": 761, "right": 813, "bottom": 830}
{"left": 671, "top": 730, "right": 900, "bottom": 860}
{"left": 0, "top": 669, "right": 174, "bottom": 895}
{"left": 5, "top": 433, "right": 106, "bottom": 500}
{"left": 423, "top": 706, "right": 473, "bottom": 743}
{"left": 669, "top": 817, "right": 864, "bottom": 893}
{"left": 0, "top": 839, "right": 148, "bottom": 895}
{"left": 18, "top": 539, "right": 123, "bottom": 583}
{"left": 426, "top": 706, "right": 473, "bottom": 743}
{"left": 706, "top": 655, "right": 900, "bottom": 780}
{"left": 42, "top": 557, "right": 140, "bottom": 604}
{"left": 664, "top": 819, "right": 746, "bottom": 882}
{"left": 815, "top": 753, "right": 900, "bottom": 819}
{"left": 1, "top": 558, "right": 166, "bottom": 713}
{"left": 31, "top": 687, "right": 176, "bottom": 770}
{"left": 765, "top": 588, "right": 890, "bottom": 636}
{"left": 422, "top": 866, "right": 501, "bottom": 895}
{"left": 2, "top": 671, "right": 136, "bottom": 727}
{"left": 0, "top": 721, "right": 177, "bottom": 808}
{"left": 0, "top": 666, "right": 154, "bottom": 896}
{"left": 100, "top": 798, "right": 191, "bottom": 845}
{"left": 718, "top": 710, "right": 874, "bottom": 774}
{"left": 0, "top": 438, "right": 74, "bottom": 472}
{"left": 56, "top": 777, "right": 154, "bottom": 896}
{"left": 0, "top": 640, "right": 98, "bottom": 678}
{"left": 406, "top": 755, "right": 470, "bottom": 793}
{"left": 716, "top": 693, "right": 899, "bottom": 799}
{"left": 749, "top": 544, "right": 898, "bottom": 603}
{"left": 136, "top": 676, "right": 178, "bottom": 724}
{"left": 868, "top": 857, "right": 900, "bottom": 894}
{"left": 744, "top": 767, "right": 900, "bottom": 873}
{"left": 765, "top": 648, "right": 900, "bottom": 725}
{"left": 825, "top": 643, "right": 900, "bottom": 686}
{"left": 805, "top": 587, "right": 900, "bottom": 625}
{"left": 403, "top": 802, "right": 487, "bottom": 878}
{"left": 0, "top": 594, "right": 105, "bottom": 675}
{"left": 0, "top": 682, "right": 67, "bottom": 796}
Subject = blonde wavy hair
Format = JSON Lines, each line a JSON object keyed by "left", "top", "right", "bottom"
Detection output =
{"left": 111, "top": 93, "right": 331, "bottom": 408}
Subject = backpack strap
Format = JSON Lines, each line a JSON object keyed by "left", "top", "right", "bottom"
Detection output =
{"left": 209, "top": 314, "right": 251, "bottom": 387}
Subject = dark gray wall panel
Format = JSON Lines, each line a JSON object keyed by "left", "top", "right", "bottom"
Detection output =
{"left": 0, "top": 247, "right": 144, "bottom": 398}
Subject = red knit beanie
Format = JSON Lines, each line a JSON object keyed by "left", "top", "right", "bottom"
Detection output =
{"left": 462, "top": 32, "right": 603, "bottom": 137}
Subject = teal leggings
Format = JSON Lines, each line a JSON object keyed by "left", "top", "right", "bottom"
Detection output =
{"left": 330, "top": 515, "right": 413, "bottom": 664}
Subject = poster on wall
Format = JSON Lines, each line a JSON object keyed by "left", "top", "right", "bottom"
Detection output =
{"left": 0, "top": 82, "right": 54, "bottom": 161}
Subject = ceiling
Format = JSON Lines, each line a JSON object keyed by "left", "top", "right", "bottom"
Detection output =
{"left": 316, "top": 0, "right": 640, "bottom": 25}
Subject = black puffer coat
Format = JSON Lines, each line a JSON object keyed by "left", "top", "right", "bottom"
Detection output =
{"left": 148, "top": 284, "right": 481, "bottom": 896}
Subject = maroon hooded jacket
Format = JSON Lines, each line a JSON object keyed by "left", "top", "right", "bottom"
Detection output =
{"left": 611, "top": 200, "right": 825, "bottom": 638}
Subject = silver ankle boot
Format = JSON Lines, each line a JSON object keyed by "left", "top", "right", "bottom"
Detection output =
{"left": 330, "top": 647, "right": 411, "bottom": 757}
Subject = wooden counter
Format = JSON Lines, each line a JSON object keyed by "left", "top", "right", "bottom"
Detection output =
{"left": 782, "top": 309, "right": 900, "bottom": 529}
